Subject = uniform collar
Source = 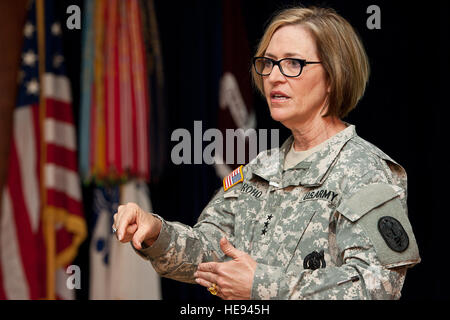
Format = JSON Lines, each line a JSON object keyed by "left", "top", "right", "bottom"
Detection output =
{"left": 248, "top": 124, "right": 357, "bottom": 187}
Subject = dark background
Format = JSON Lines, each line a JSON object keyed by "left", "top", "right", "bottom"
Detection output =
{"left": 52, "top": 0, "right": 447, "bottom": 300}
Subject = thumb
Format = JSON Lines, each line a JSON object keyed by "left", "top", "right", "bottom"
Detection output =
{"left": 132, "top": 226, "right": 148, "bottom": 250}
{"left": 220, "top": 237, "right": 240, "bottom": 259}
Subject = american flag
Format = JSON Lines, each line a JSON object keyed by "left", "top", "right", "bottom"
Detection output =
{"left": 0, "top": 0, "right": 86, "bottom": 299}
{"left": 223, "top": 165, "right": 244, "bottom": 191}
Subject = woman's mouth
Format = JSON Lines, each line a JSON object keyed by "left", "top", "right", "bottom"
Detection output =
{"left": 270, "top": 91, "right": 291, "bottom": 103}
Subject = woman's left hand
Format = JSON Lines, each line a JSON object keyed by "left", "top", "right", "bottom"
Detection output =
{"left": 194, "top": 237, "right": 257, "bottom": 300}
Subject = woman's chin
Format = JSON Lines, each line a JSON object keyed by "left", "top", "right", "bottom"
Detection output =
{"left": 269, "top": 108, "right": 291, "bottom": 123}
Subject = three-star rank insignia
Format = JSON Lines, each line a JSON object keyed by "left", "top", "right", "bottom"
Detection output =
{"left": 303, "top": 250, "right": 326, "bottom": 270}
{"left": 377, "top": 216, "right": 409, "bottom": 252}
{"left": 261, "top": 214, "right": 273, "bottom": 236}
{"left": 223, "top": 165, "right": 244, "bottom": 191}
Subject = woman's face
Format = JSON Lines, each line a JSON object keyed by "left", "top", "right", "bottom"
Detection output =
{"left": 263, "top": 24, "right": 329, "bottom": 129}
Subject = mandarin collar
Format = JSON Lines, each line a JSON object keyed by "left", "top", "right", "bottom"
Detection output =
{"left": 248, "top": 124, "right": 357, "bottom": 188}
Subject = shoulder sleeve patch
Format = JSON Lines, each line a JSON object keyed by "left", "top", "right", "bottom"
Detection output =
{"left": 223, "top": 165, "right": 244, "bottom": 191}
{"left": 337, "top": 183, "right": 420, "bottom": 268}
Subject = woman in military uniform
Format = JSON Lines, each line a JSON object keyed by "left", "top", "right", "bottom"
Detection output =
{"left": 113, "top": 6, "right": 420, "bottom": 299}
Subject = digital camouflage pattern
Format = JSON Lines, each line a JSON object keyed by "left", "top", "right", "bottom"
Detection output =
{"left": 135, "top": 124, "right": 420, "bottom": 299}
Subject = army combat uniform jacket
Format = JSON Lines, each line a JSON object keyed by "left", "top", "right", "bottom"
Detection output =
{"left": 136, "top": 124, "right": 420, "bottom": 299}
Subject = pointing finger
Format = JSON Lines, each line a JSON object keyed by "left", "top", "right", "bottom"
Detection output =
{"left": 114, "top": 206, "right": 126, "bottom": 234}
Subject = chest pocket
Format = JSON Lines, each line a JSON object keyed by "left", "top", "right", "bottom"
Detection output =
{"left": 268, "top": 203, "right": 318, "bottom": 268}
{"left": 227, "top": 183, "right": 266, "bottom": 253}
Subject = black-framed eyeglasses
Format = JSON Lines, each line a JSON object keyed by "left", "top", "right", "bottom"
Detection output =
{"left": 253, "top": 57, "right": 321, "bottom": 78}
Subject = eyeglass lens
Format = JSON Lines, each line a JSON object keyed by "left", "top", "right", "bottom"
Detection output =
{"left": 255, "top": 58, "right": 302, "bottom": 77}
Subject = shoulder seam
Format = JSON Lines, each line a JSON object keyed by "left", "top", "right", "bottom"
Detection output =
{"left": 345, "top": 137, "right": 398, "bottom": 184}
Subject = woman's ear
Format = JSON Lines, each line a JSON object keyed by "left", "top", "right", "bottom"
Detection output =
{"left": 326, "top": 77, "right": 331, "bottom": 93}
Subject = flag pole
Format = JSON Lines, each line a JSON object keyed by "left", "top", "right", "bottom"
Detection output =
{"left": 36, "top": 0, "right": 56, "bottom": 300}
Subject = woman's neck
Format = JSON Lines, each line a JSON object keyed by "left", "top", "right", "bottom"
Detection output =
{"left": 290, "top": 116, "right": 347, "bottom": 151}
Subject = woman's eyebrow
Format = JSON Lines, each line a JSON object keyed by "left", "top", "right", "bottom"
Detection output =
{"left": 264, "top": 52, "right": 305, "bottom": 59}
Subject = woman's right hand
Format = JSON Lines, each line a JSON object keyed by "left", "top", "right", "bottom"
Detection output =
{"left": 112, "top": 202, "right": 162, "bottom": 250}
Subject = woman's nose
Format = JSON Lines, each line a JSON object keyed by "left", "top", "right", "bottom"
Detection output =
{"left": 267, "top": 64, "right": 286, "bottom": 83}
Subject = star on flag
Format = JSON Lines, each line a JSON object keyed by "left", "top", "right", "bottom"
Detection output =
{"left": 22, "top": 49, "right": 38, "bottom": 67}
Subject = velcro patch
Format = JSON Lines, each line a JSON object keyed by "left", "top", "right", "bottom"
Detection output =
{"left": 223, "top": 165, "right": 244, "bottom": 191}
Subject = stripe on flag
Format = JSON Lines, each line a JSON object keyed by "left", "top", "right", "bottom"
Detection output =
{"left": 1, "top": 190, "right": 30, "bottom": 299}
{"left": 44, "top": 163, "right": 82, "bottom": 202}
{"left": 44, "top": 118, "right": 77, "bottom": 151}
{"left": 13, "top": 107, "right": 40, "bottom": 232}
{"left": 43, "top": 73, "right": 71, "bottom": 103}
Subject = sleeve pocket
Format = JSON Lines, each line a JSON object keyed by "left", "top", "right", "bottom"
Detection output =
{"left": 336, "top": 183, "right": 403, "bottom": 222}
{"left": 337, "top": 183, "right": 420, "bottom": 269}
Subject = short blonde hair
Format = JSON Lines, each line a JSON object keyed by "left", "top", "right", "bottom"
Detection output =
{"left": 252, "top": 6, "right": 370, "bottom": 118}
